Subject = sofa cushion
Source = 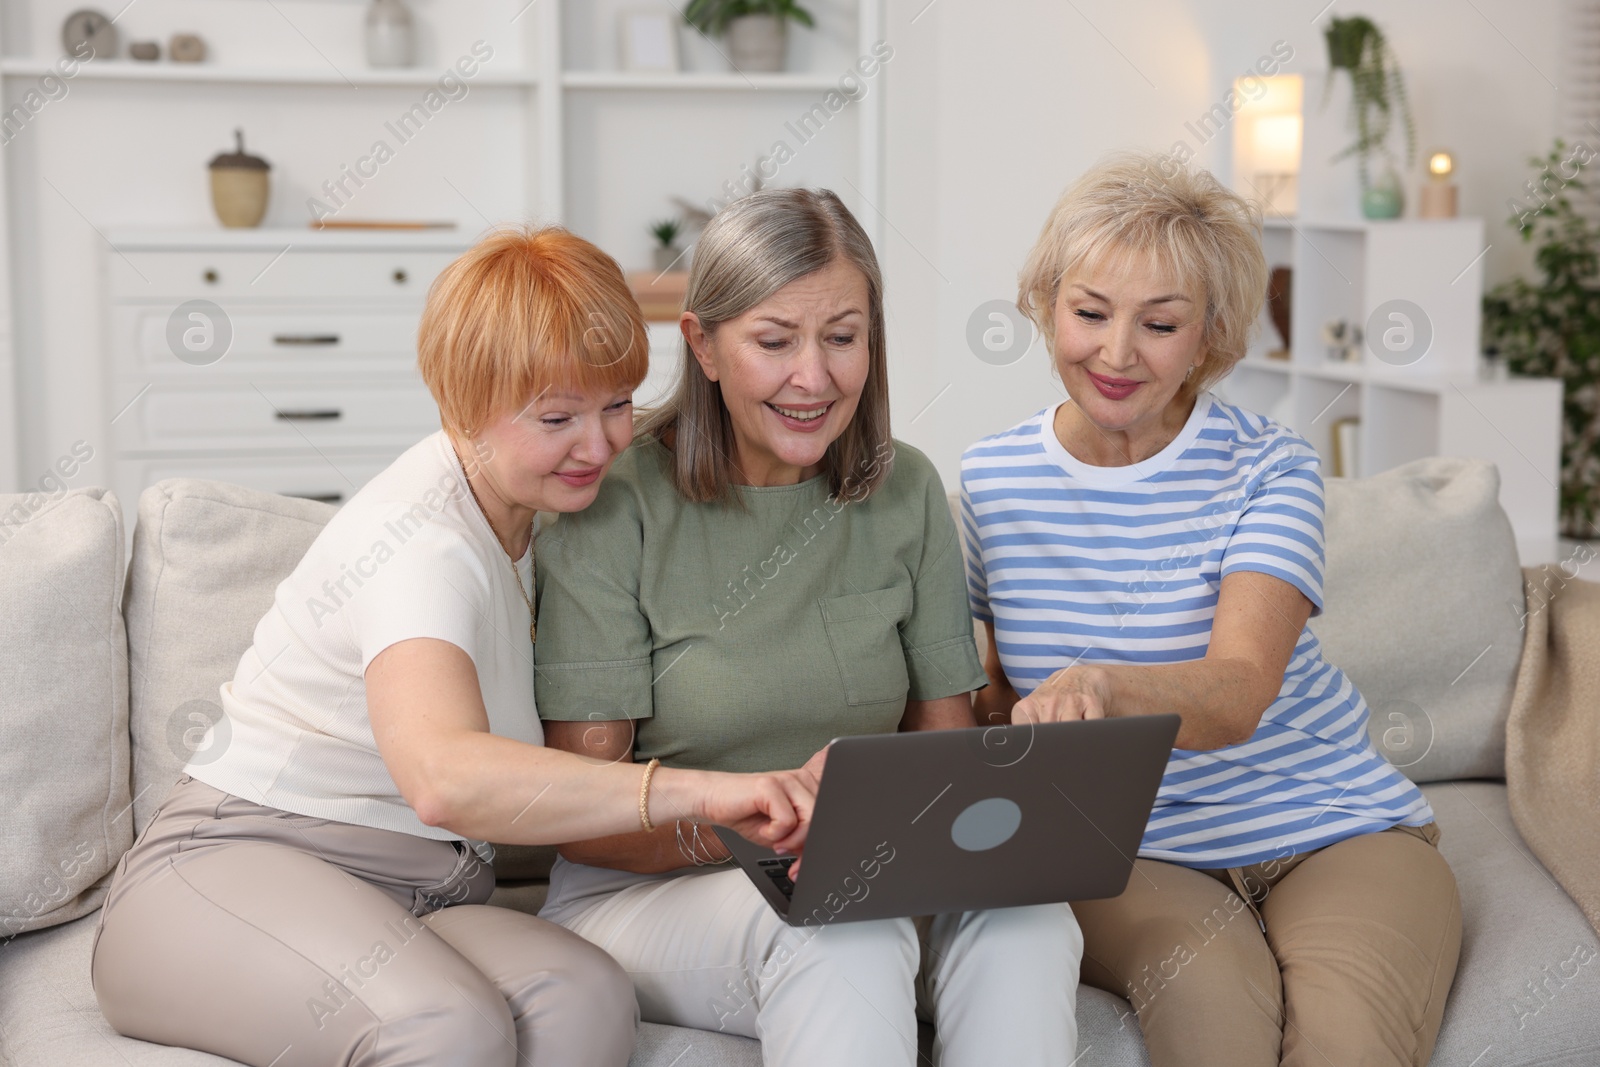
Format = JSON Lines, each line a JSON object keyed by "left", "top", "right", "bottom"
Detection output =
{"left": 0, "top": 488, "right": 132, "bottom": 937}
{"left": 10, "top": 798, "right": 1591, "bottom": 1067}
{"left": 1315, "top": 457, "right": 1525, "bottom": 783}
{"left": 0, "top": 911, "right": 1154, "bottom": 1067}
{"left": 124, "top": 480, "right": 336, "bottom": 834}
{"left": 1423, "top": 782, "right": 1600, "bottom": 1066}
{"left": 0, "top": 916, "right": 240, "bottom": 1066}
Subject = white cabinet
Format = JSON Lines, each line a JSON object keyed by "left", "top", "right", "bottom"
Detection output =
{"left": 105, "top": 230, "right": 469, "bottom": 520}
{"left": 1214, "top": 217, "right": 1563, "bottom": 558}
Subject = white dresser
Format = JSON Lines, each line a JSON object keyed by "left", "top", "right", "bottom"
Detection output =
{"left": 105, "top": 230, "right": 471, "bottom": 518}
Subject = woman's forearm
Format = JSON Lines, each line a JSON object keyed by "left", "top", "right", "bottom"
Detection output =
{"left": 415, "top": 733, "right": 717, "bottom": 846}
{"left": 558, "top": 823, "right": 730, "bottom": 873}
{"left": 1096, "top": 656, "right": 1277, "bottom": 749}
{"left": 976, "top": 621, "right": 1020, "bottom": 725}
{"left": 972, "top": 681, "right": 1016, "bottom": 726}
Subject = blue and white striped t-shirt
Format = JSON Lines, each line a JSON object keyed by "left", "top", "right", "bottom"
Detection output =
{"left": 959, "top": 393, "right": 1432, "bottom": 868}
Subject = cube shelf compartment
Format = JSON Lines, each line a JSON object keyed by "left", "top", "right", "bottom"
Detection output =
{"left": 1217, "top": 217, "right": 1562, "bottom": 558}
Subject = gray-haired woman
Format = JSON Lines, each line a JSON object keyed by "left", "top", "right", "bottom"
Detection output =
{"left": 530, "top": 188, "right": 1084, "bottom": 1065}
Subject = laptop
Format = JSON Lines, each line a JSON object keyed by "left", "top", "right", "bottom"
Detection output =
{"left": 713, "top": 716, "right": 1179, "bottom": 926}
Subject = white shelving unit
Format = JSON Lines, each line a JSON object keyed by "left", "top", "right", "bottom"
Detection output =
{"left": 1214, "top": 216, "right": 1563, "bottom": 558}
{"left": 0, "top": 0, "right": 884, "bottom": 503}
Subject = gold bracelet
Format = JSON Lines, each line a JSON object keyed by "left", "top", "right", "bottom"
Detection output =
{"left": 638, "top": 758, "right": 661, "bottom": 832}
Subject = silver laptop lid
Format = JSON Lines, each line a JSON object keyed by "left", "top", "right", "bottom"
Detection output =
{"left": 716, "top": 715, "right": 1179, "bottom": 926}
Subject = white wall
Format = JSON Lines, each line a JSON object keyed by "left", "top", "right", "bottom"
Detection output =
{"left": 881, "top": 0, "right": 1563, "bottom": 485}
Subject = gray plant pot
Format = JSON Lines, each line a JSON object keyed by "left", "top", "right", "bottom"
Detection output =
{"left": 727, "top": 14, "right": 787, "bottom": 73}
{"left": 653, "top": 245, "right": 684, "bottom": 272}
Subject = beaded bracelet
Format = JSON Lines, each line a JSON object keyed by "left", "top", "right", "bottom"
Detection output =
{"left": 638, "top": 757, "right": 661, "bottom": 832}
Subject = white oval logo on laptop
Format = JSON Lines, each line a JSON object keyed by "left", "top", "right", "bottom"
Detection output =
{"left": 950, "top": 797, "right": 1022, "bottom": 852}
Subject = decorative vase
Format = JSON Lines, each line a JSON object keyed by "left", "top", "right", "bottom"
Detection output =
{"left": 1267, "top": 266, "right": 1292, "bottom": 357}
{"left": 208, "top": 129, "right": 270, "bottom": 229}
{"left": 652, "top": 246, "right": 683, "bottom": 272}
{"left": 1361, "top": 165, "right": 1405, "bottom": 220}
{"left": 727, "top": 14, "right": 786, "bottom": 73}
{"left": 365, "top": 0, "right": 415, "bottom": 68}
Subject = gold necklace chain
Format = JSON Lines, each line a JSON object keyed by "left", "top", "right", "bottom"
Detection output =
{"left": 456, "top": 446, "right": 537, "bottom": 644}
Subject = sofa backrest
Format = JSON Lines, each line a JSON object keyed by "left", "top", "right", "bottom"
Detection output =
{"left": 118, "top": 478, "right": 555, "bottom": 882}
{"left": 124, "top": 480, "right": 336, "bottom": 835}
{"left": 1, "top": 488, "right": 132, "bottom": 936}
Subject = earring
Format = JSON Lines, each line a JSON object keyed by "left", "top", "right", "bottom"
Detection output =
{"left": 1185, "top": 365, "right": 1196, "bottom": 381}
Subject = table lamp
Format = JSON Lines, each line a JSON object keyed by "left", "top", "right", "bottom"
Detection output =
{"left": 1252, "top": 114, "right": 1302, "bottom": 216}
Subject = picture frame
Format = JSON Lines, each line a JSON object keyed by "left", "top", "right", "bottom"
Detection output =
{"left": 619, "top": 10, "right": 680, "bottom": 73}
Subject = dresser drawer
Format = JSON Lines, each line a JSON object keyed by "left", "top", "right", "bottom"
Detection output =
{"left": 116, "top": 453, "right": 399, "bottom": 509}
{"left": 117, "top": 306, "right": 422, "bottom": 375}
{"left": 108, "top": 249, "right": 461, "bottom": 302}
{"left": 115, "top": 382, "right": 440, "bottom": 452}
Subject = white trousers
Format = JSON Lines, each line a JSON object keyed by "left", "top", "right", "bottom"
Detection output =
{"left": 541, "top": 861, "right": 1083, "bottom": 1067}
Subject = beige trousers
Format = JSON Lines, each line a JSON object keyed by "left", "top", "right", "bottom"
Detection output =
{"left": 1073, "top": 822, "right": 1462, "bottom": 1067}
{"left": 91, "top": 776, "right": 639, "bottom": 1067}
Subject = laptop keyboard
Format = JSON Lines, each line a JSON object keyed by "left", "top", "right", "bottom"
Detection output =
{"left": 758, "top": 856, "right": 797, "bottom": 899}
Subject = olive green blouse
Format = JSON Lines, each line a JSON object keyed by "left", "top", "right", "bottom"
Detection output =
{"left": 532, "top": 435, "right": 986, "bottom": 773}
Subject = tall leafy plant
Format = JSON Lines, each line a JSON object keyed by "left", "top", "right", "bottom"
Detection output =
{"left": 1483, "top": 141, "right": 1600, "bottom": 539}
{"left": 1322, "top": 15, "right": 1415, "bottom": 187}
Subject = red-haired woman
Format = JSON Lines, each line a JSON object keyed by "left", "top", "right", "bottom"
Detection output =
{"left": 91, "top": 228, "right": 818, "bottom": 1067}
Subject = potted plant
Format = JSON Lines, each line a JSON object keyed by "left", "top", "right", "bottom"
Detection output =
{"left": 1322, "top": 15, "right": 1415, "bottom": 218}
{"left": 649, "top": 217, "right": 685, "bottom": 272}
{"left": 1483, "top": 141, "right": 1600, "bottom": 539}
{"left": 683, "top": 0, "right": 815, "bottom": 73}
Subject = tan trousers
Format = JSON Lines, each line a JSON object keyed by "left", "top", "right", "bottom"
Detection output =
{"left": 91, "top": 776, "right": 639, "bottom": 1067}
{"left": 1073, "top": 823, "right": 1462, "bottom": 1067}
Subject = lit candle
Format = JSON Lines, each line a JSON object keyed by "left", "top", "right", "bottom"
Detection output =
{"left": 1420, "top": 150, "right": 1458, "bottom": 218}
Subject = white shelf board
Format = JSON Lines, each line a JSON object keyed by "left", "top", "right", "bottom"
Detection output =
{"left": 0, "top": 58, "right": 537, "bottom": 87}
{"left": 1235, "top": 357, "right": 1294, "bottom": 375}
{"left": 1263, "top": 215, "right": 1485, "bottom": 235}
{"left": 1263, "top": 216, "right": 1367, "bottom": 232}
{"left": 1234, "top": 355, "right": 1557, "bottom": 397}
{"left": 1294, "top": 360, "right": 1370, "bottom": 385}
{"left": 561, "top": 70, "right": 843, "bottom": 91}
{"left": 105, "top": 227, "right": 474, "bottom": 251}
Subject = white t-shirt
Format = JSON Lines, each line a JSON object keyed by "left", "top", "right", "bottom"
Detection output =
{"left": 188, "top": 432, "right": 541, "bottom": 856}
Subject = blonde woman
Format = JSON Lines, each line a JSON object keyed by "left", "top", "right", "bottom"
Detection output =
{"left": 960, "top": 154, "right": 1462, "bottom": 1066}
{"left": 533, "top": 189, "right": 1083, "bottom": 1066}
{"left": 91, "top": 228, "right": 817, "bottom": 1067}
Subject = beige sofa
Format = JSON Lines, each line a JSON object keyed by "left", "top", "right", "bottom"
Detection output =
{"left": 2, "top": 457, "right": 1597, "bottom": 1066}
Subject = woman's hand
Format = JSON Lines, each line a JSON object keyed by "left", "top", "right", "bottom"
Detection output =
{"left": 688, "top": 767, "right": 816, "bottom": 856}
{"left": 782, "top": 744, "right": 832, "bottom": 880}
{"left": 1010, "top": 664, "right": 1113, "bottom": 724}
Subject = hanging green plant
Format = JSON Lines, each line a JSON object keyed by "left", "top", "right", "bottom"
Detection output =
{"left": 1322, "top": 15, "right": 1416, "bottom": 188}
{"left": 1483, "top": 140, "right": 1600, "bottom": 539}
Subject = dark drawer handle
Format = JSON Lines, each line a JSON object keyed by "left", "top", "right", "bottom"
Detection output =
{"left": 274, "top": 409, "right": 342, "bottom": 421}
{"left": 286, "top": 492, "right": 343, "bottom": 505}
{"left": 273, "top": 334, "right": 341, "bottom": 346}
